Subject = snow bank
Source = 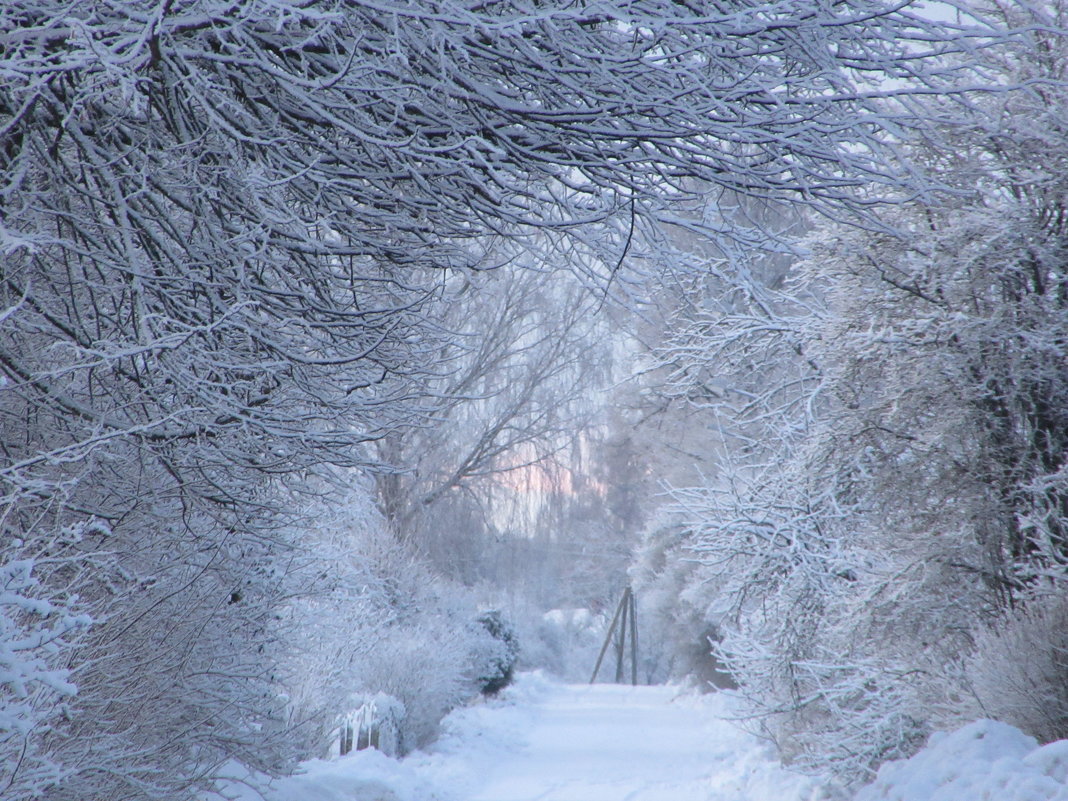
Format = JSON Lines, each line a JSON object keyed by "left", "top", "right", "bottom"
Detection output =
{"left": 855, "top": 720, "right": 1068, "bottom": 801}
{"left": 199, "top": 676, "right": 556, "bottom": 801}
{"left": 202, "top": 748, "right": 445, "bottom": 801}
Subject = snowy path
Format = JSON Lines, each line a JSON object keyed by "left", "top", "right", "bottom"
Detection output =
{"left": 210, "top": 674, "right": 818, "bottom": 801}
{"left": 450, "top": 683, "right": 723, "bottom": 801}
{"left": 415, "top": 678, "right": 815, "bottom": 801}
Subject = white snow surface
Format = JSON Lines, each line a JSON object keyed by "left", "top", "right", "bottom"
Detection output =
{"left": 204, "top": 674, "right": 1068, "bottom": 801}
{"left": 855, "top": 719, "right": 1068, "bottom": 801}
{"left": 205, "top": 671, "right": 818, "bottom": 801}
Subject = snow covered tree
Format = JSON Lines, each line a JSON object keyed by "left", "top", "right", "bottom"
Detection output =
{"left": 649, "top": 0, "right": 1068, "bottom": 782}
{"left": 0, "top": 0, "right": 1022, "bottom": 796}
{"left": 374, "top": 265, "right": 607, "bottom": 568}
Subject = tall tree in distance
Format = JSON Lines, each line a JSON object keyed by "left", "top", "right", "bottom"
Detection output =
{"left": 374, "top": 266, "right": 607, "bottom": 561}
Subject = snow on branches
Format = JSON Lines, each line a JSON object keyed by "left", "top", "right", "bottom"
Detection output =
{"left": 0, "top": 0, "right": 1035, "bottom": 797}
{"left": 644, "top": 1, "right": 1068, "bottom": 783}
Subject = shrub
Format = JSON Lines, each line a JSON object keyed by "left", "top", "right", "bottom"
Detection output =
{"left": 474, "top": 610, "right": 519, "bottom": 696}
{"left": 966, "top": 591, "right": 1068, "bottom": 744}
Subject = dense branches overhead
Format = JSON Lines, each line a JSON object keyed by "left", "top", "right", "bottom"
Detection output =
{"left": 4, "top": 1, "right": 992, "bottom": 256}
{"left": 0, "top": 0, "right": 1004, "bottom": 509}
{"left": 0, "top": 0, "right": 988, "bottom": 490}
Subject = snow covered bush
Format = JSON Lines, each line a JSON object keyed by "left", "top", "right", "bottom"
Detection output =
{"left": 277, "top": 488, "right": 491, "bottom": 757}
{"left": 966, "top": 591, "right": 1068, "bottom": 745}
{"left": 357, "top": 612, "right": 480, "bottom": 754}
{"left": 268, "top": 489, "right": 395, "bottom": 760}
{"left": 473, "top": 610, "right": 520, "bottom": 696}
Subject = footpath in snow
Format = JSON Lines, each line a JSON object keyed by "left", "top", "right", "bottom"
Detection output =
{"left": 411, "top": 674, "right": 818, "bottom": 801}
{"left": 208, "top": 673, "right": 1068, "bottom": 801}
{"left": 210, "top": 672, "right": 816, "bottom": 801}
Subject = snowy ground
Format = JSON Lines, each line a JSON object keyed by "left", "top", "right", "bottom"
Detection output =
{"left": 206, "top": 672, "right": 817, "bottom": 801}
{"left": 412, "top": 674, "right": 818, "bottom": 801}
{"left": 205, "top": 673, "right": 1068, "bottom": 801}
{"left": 855, "top": 719, "right": 1068, "bottom": 801}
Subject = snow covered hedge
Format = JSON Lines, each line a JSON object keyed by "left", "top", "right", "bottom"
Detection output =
{"left": 277, "top": 490, "right": 505, "bottom": 759}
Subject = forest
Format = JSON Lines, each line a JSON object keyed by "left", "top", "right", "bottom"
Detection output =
{"left": 2, "top": 1, "right": 1067, "bottom": 799}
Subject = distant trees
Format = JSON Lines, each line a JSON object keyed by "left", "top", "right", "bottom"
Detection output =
{"left": 373, "top": 265, "right": 606, "bottom": 570}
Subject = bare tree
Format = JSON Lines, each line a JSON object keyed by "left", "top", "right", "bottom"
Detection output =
{"left": 375, "top": 266, "right": 606, "bottom": 550}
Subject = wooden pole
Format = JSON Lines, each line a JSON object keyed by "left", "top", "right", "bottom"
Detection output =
{"left": 615, "top": 587, "right": 630, "bottom": 683}
{"left": 628, "top": 588, "right": 639, "bottom": 686}
{"left": 589, "top": 589, "right": 628, "bottom": 684}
